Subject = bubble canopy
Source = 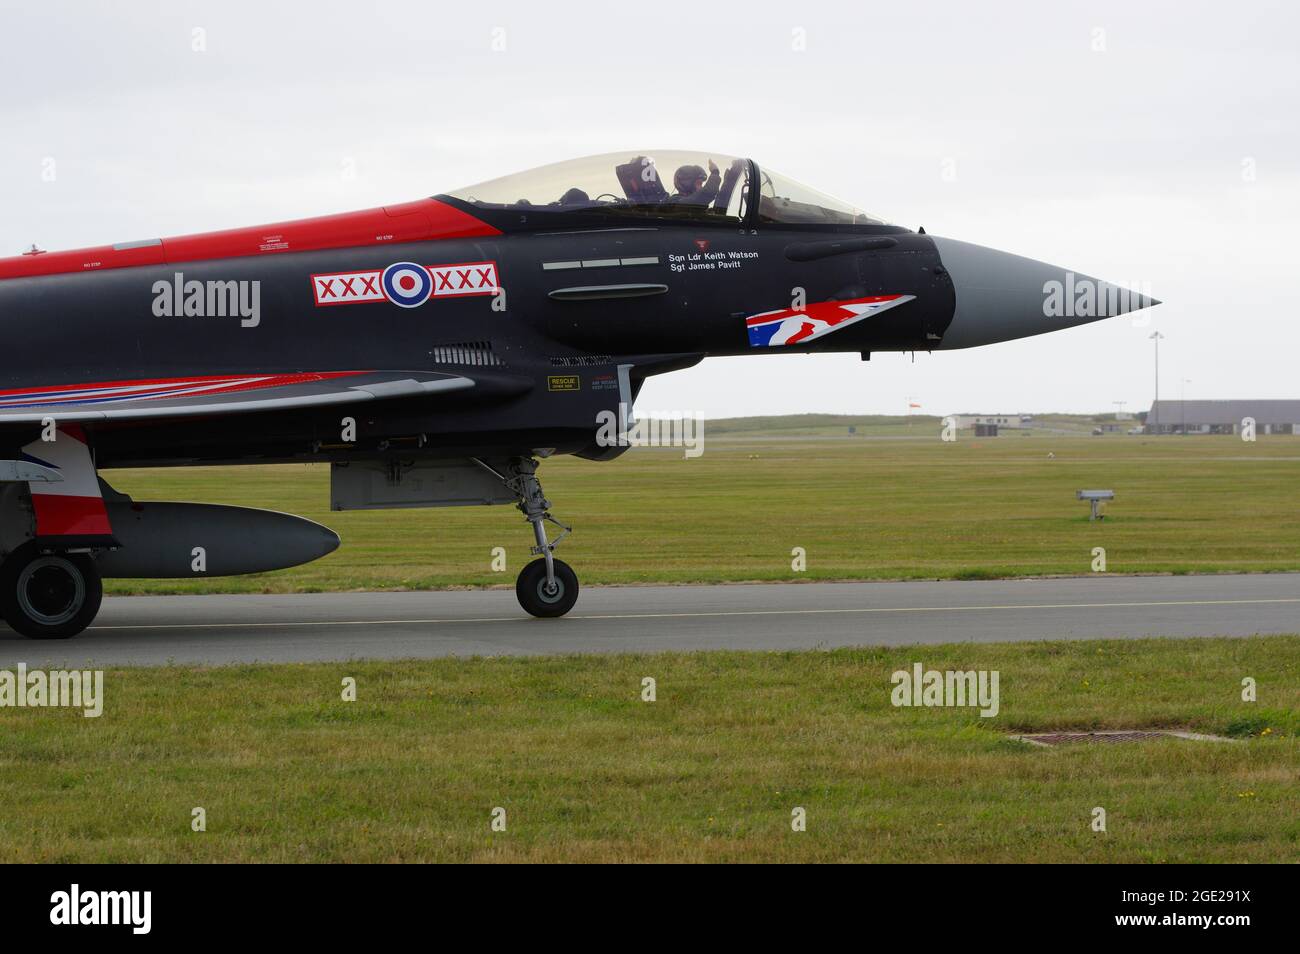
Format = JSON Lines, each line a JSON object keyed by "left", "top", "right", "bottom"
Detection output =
{"left": 439, "top": 151, "right": 891, "bottom": 230}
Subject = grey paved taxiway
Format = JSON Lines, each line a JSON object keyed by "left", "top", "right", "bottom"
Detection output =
{"left": 0, "top": 573, "right": 1296, "bottom": 667}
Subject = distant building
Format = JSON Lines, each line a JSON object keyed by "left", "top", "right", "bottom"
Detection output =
{"left": 1146, "top": 400, "right": 1300, "bottom": 435}
{"left": 950, "top": 414, "right": 1023, "bottom": 430}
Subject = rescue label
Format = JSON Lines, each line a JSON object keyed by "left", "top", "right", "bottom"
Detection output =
{"left": 547, "top": 375, "right": 581, "bottom": 391}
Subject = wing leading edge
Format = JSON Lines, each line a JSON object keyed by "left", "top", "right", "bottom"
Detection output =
{"left": 0, "top": 371, "right": 477, "bottom": 424}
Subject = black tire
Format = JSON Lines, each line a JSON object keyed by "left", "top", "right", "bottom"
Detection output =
{"left": 0, "top": 545, "right": 103, "bottom": 639}
{"left": 515, "top": 558, "right": 579, "bottom": 618}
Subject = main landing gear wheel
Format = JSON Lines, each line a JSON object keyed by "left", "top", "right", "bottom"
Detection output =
{"left": 473, "top": 455, "right": 581, "bottom": 619}
{"left": 516, "top": 558, "right": 579, "bottom": 618}
{"left": 0, "top": 545, "right": 103, "bottom": 639}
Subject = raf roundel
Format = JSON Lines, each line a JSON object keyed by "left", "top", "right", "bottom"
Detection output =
{"left": 380, "top": 262, "right": 434, "bottom": 308}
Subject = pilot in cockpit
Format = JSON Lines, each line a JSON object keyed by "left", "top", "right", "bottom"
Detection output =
{"left": 666, "top": 159, "right": 721, "bottom": 206}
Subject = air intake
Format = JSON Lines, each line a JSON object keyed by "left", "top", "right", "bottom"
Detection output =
{"left": 550, "top": 354, "right": 613, "bottom": 367}
{"left": 430, "top": 341, "right": 502, "bottom": 366}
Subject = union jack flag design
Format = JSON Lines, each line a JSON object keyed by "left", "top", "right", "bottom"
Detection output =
{"left": 745, "top": 294, "right": 915, "bottom": 347}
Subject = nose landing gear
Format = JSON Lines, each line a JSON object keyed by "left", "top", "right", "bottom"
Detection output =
{"left": 475, "top": 456, "right": 579, "bottom": 618}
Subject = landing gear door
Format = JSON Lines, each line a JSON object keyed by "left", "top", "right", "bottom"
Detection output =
{"left": 579, "top": 362, "right": 637, "bottom": 461}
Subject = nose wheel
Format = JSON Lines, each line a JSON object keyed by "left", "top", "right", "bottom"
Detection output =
{"left": 474, "top": 455, "right": 580, "bottom": 618}
{"left": 515, "top": 557, "right": 579, "bottom": 617}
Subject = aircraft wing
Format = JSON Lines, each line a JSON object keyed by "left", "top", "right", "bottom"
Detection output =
{"left": 0, "top": 370, "right": 483, "bottom": 424}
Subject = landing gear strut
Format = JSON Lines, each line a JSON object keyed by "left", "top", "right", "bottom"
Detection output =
{"left": 477, "top": 456, "right": 579, "bottom": 618}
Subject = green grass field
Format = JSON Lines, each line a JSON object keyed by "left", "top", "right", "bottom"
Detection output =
{"left": 99, "top": 429, "right": 1300, "bottom": 594}
{"left": 5, "top": 425, "right": 1296, "bottom": 863}
{"left": 1, "top": 637, "right": 1295, "bottom": 862}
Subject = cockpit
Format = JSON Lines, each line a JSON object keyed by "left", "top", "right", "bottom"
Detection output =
{"left": 438, "top": 150, "right": 891, "bottom": 231}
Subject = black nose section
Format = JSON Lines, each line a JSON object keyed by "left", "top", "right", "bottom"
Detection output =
{"left": 930, "top": 236, "right": 1160, "bottom": 350}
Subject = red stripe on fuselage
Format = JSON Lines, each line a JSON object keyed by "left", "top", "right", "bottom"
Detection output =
{"left": 0, "top": 198, "right": 499, "bottom": 281}
{"left": 0, "top": 371, "right": 368, "bottom": 402}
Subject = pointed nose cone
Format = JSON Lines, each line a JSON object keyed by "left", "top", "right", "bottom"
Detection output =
{"left": 931, "top": 236, "right": 1159, "bottom": 350}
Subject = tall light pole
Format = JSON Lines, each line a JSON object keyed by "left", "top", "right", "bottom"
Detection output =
{"left": 1149, "top": 331, "right": 1165, "bottom": 432}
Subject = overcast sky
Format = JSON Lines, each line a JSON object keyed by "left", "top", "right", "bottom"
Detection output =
{"left": 2, "top": 0, "right": 1296, "bottom": 418}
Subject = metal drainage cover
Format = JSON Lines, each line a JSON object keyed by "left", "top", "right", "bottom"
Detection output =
{"left": 1013, "top": 730, "right": 1236, "bottom": 747}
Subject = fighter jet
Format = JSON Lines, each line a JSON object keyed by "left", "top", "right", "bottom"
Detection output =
{"left": 0, "top": 150, "right": 1158, "bottom": 637}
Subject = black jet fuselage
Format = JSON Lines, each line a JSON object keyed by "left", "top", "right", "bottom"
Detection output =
{"left": 0, "top": 150, "right": 1158, "bottom": 635}
{"left": 0, "top": 221, "right": 953, "bottom": 467}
